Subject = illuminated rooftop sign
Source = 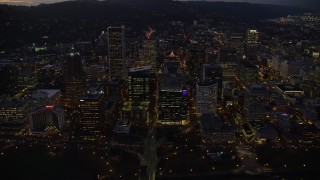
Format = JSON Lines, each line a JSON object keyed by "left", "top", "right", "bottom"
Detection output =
{"left": 182, "top": 89, "right": 187, "bottom": 96}
{"left": 45, "top": 105, "right": 54, "bottom": 110}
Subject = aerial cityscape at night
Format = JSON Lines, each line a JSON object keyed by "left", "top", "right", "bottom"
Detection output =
{"left": 0, "top": 0, "right": 320, "bottom": 179}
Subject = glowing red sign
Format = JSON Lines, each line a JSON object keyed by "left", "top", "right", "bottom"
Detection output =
{"left": 46, "top": 105, "right": 54, "bottom": 110}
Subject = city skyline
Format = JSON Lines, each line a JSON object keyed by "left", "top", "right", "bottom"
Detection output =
{"left": 0, "top": 0, "right": 319, "bottom": 179}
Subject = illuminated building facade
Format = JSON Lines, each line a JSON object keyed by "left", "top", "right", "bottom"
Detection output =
{"left": 186, "top": 42, "right": 206, "bottom": 78}
{"left": 78, "top": 85, "right": 105, "bottom": 141}
{"left": 205, "top": 48, "right": 219, "bottom": 64}
{"left": 228, "top": 35, "right": 245, "bottom": 56}
{"left": 238, "top": 60, "right": 259, "bottom": 85}
{"left": 123, "top": 65, "right": 151, "bottom": 123}
{"left": 85, "top": 64, "right": 107, "bottom": 83}
{"left": 63, "top": 48, "right": 85, "bottom": 109}
{"left": 28, "top": 103, "right": 65, "bottom": 135}
{"left": 159, "top": 71, "right": 188, "bottom": 125}
{"left": 0, "top": 101, "right": 27, "bottom": 135}
{"left": 203, "top": 64, "right": 222, "bottom": 102}
{"left": 159, "top": 87, "right": 188, "bottom": 125}
{"left": 218, "top": 47, "right": 238, "bottom": 82}
{"left": 17, "top": 72, "right": 37, "bottom": 91}
{"left": 139, "top": 40, "right": 157, "bottom": 74}
{"left": 37, "top": 65, "right": 56, "bottom": 88}
{"left": 108, "top": 26, "right": 126, "bottom": 80}
{"left": 114, "top": 119, "right": 131, "bottom": 134}
{"left": 128, "top": 65, "right": 151, "bottom": 102}
{"left": 245, "top": 29, "right": 260, "bottom": 60}
{"left": 0, "top": 61, "right": 18, "bottom": 96}
{"left": 200, "top": 113, "right": 236, "bottom": 144}
{"left": 243, "top": 85, "right": 269, "bottom": 122}
{"left": 162, "top": 51, "right": 181, "bottom": 75}
{"left": 105, "top": 79, "right": 127, "bottom": 99}
{"left": 196, "top": 80, "right": 218, "bottom": 116}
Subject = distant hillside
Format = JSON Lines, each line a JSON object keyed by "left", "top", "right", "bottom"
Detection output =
{"left": 28, "top": 0, "right": 194, "bottom": 22}
{"left": 0, "top": 0, "right": 312, "bottom": 50}
{"left": 0, "top": 0, "right": 310, "bottom": 22}
{"left": 184, "top": 1, "right": 310, "bottom": 22}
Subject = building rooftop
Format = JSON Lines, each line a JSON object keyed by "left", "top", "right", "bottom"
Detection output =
{"left": 34, "top": 89, "right": 61, "bottom": 99}
{"left": 129, "top": 65, "right": 152, "bottom": 73}
{"left": 197, "top": 80, "right": 217, "bottom": 86}
{"left": 201, "top": 113, "right": 223, "bottom": 131}
{"left": 31, "top": 102, "right": 63, "bottom": 112}
{"left": 107, "top": 79, "right": 126, "bottom": 87}
{"left": 246, "top": 84, "right": 268, "bottom": 95}
{"left": 276, "top": 84, "right": 303, "bottom": 92}
{"left": 203, "top": 64, "right": 222, "bottom": 70}
{"left": 255, "top": 126, "right": 278, "bottom": 141}
{"left": 160, "top": 73, "right": 185, "bottom": 91}
{"left": 116, "top": 119, "right": 130, "bottom": 127}
{"left": 80, "top": 84, "right": 104, "bottom": 100}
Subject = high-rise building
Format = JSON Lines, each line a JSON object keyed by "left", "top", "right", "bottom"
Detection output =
{"left": 164, "top": 51, "right": 180, "bottom": 64}
{"left": 105, "top": 79, "right": 127, "bottom": 100}
{"left": 159, "top": 86, "right": 188, "bottom": 125}
{"left": 228, "top": 35, "right": 245, "bottom": 56}
{"left": 203, "top": 64, "right": 222, "bottom": 102}
{"left": 246, "top": 29, "right": 259, "bottom": 47}
{"left": 218, "top": 47, "right": 238, "bottom": 82}
{"left": 96, "top": 31, "right": 108, "bottom": 58}
{"left": 0, "top": 101, "right": 27, "bottom": 122}
{"left": 186, "top": 42, "right": 206, "bottom": 79}
{"left": 37, "top": 65, "right": 57, "bottom": 89}
{"left": 128, "top": 40, "right": 140, "bottom": 60}
{"left": 245, "top": 29, "right": 260, "bottom": 60}
{"left": 219, "top": 47, "right": 238, "bottom": 64}
{"left": 243, "top": 85, "right": 269, "bottom": 122}
{"left": 123, "top": 65, "right": 151, "bottom": 124}
{"left": 200, "top": 113, "right": 236, "bottom": 145}
{"left": 63, "top": 48, "right": 85, "bottom": 110}
{"left": 238, "top": 60, "right": 259, "bottom": 85}
{"left": 28, "top": 103, "right": 65, "bottom": 135}
{"left": 78, "top": 85, "right": 105, "bottom": 141}
{"left": 205, "top": 48, "right": 219, "bottom": 64}
{"left": 85, "top": 64, "right": 107, "bottom": 83}
{"left": 108, "top": 26, "right": 126, "bottom": 80}
{"left": 162, "top": 51, "right": 182, "bottom": 74}
{"left": 16, "top": 72, "right": 38, "bottom": 92}
{"left": 0, "top": 60, "right": 18, "bottom": 96}
{"left": 128, "top": 65, "right": 151, "bottom": 102}
{"left": 196, "top": 80, "right": 218, "bottom": 116}
{"left": 315, "top": 66, "right": 320, "bottom": 84}
{"left": 139, "top": 40, "right": 157, "bottom": 74}
{"left": 280, "top": 60, "right": 307, "bottom": 78}
{"left": 159, "top": 70, "right": 188, "bottom": 125}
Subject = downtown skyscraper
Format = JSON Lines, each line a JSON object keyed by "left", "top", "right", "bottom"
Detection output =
{"left": 63, "top": 48, "right": 85, "bottom": 110}
{"left": 78, "top": 85, "right": 105, "bottom": 141}
{"left": 107, "top": 26, "right": 126, "bottom": 80}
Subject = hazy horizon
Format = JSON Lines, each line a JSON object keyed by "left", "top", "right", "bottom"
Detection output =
{"left": 0, "top": 0, "right": 319, "bottom": 9}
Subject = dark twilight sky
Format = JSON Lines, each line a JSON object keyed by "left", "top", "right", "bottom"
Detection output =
{"left": 0, "top": 0, "right": 319, "bottom": 9}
